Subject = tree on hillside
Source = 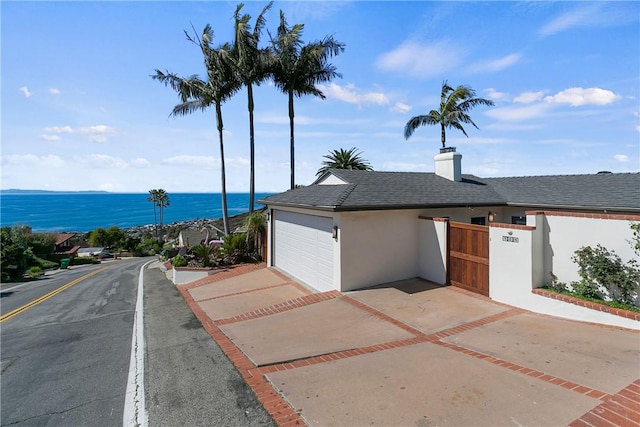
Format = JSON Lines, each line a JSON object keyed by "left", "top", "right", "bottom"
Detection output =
{"left": 269, "top": 10, "right": 345, "bottom": 189}
{"left": 147, "top": 189, "right": 159, "bottom": 238}
{"left": 156, "top": 189, "right": 170, "bottom": 230}
{"left": 316, "top": 147, "right": 373, "bottom": 176}
{"left": 231, "top": 2, "right": 273, "bottom": 213}
{"left": 153, "top": 25, "right": 241, "bottom": 235}
{"left": 404, "top": 80, "right": 494, "bottom": 149}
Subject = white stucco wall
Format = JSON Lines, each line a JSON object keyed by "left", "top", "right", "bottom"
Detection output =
{"left": 418, "top": 217, "right": 448, "bottom": 284}
{"left": 489, "top": 224, "right": 537, "bottom": 305}
{"left": 339, "top": 209, "right": 422, "bottom": 292}
{"left": 490, "top": 214, "right": 639, "bottom": 330}
{"left": 539, "top": 213, "right": 639, "bottom": 285}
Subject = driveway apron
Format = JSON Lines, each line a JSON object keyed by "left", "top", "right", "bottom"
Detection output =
{"left": 178, "top": 266, "right": 640, "bottom": 427}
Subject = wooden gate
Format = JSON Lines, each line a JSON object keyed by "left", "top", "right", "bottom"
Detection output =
{"left": 448, "top": 222, "right": 489, "bottom": 296}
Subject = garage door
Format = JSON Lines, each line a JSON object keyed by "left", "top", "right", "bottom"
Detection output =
{"left": 273, "top": 211, "right": 334, "bottom": 292}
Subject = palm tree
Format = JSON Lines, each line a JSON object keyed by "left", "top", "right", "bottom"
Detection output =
{"left": 244, "top": 210, "right": 266, "bottom": 259}
{"left": 231, "top": 2, "right": 273, "bottom": 213}
{"left": 404, "top": 80, "right": 494, "bottom": 150}
{"left": 156, "top": 189, "right": 170, "bottom": 231}
{"left": 153, "top": 25, "right": 240, "bottom": 235}
{"left": 269, "top": 10, "right": 345, "bottom": 189}
{"left": 316, "top": 147, "right": 373, "bottom": 176}
{"left": 147, "top": 189, "right": 159, "bottom": 238}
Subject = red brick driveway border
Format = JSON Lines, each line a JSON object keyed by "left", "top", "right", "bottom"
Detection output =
{"left": 176, "top": 266, "right": 640, "bottom": 426}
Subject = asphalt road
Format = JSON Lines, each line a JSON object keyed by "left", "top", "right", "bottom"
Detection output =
{"left": 143, "top": 261, "right": 275, "bottom": 426}
{"left": 1, "top": 258, "right": 145, "bottom": 426}
{"left": 1, "top": 258, "right": 275, "bottom": 427}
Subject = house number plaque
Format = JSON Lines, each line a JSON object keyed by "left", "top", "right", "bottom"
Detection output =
{"left": 502, "top": 236, "right": 519, "bottom": 243}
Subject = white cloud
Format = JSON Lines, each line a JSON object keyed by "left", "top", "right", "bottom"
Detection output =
{"left": 74, "top": 154, "right": 127, "bottom": 169}
{"left": 226, "top": 156, "right": 250, "bottom": 167}
{"left": 457, "top": 137, "right": 513, "bottom": 145}
{"left": 390, "top": 102, "right": 411, "bottom": 114}
{"left": 44, "top": 125, "right": 73, "bottom": 133}
{"left": 539, "top": 3, "right": 638, "bottom": 37}
{"left": 613, "top": 154, "right": 629, "bottom": 163}
{"left": 636, "top": 125, "right": 640, "bottom": 133}
{"left": 375, "top": 40, "right": 461, "bottom": 79}
{"left": 131, "top": 158, "right": 151, "bottom": 168}
{"left": 485, "top": 88, "right": 509, "bottom": 102}
{"left": 317, "top": 83, "right": 389, "bottom": 106}
{"left": 162, "top": 155, "right": 219, "bottom": 169}
{"left": 19, "top": 86, "right": 32, "bottom": 98}
{"left": 468, "top": 53, "right": 522, "bottom": 73}
{"left": 381, "top": 161, "right": 430, "bottom": 172}
{"left": 2, "top": 154, "right": 66, "bottom": 168}
{"left": 78, "top": 125, "right": 117, "bottom": 142}
{"left": 514, "top": 91, "right": 545, "bottom": 104}
{"left": 49, "top": 88, "right": 61, "bottom": 95}
{"left": 40, "top": 134, "right": 61, "bottom": 141}
{"left": 485, "top": 103, "right": 551, "bottom": 122}
{"left": 544, "top": 87, "right": 620, "bottom": 106}
{"left": 257, "top": 114, "right": 370, "bottom": 127}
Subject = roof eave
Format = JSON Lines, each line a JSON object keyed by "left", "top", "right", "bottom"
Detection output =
{"left": 506, "top": 202, "right": 640, "bottom": 214}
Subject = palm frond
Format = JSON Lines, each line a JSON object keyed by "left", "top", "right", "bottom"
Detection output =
{"left": 405, "top": 80, "right": 494, "bottom": 146}
{"left": 254, "top": 2, "right": 273, "bottom": 38}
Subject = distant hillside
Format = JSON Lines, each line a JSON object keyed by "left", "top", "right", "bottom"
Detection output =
{"left": 1, "top": 189, "right": 110, "bottom": 194}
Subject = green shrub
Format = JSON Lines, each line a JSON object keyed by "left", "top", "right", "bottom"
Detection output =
{"left": 27, "top": 266, "right": 42, "bottom": 278}
{"left": 547, "top": 272, "right": 567, "bottom": 293}
{"left": 172, "top": 254, "right": 187, "bottom": 267}
{"left": 218, "top": 232, "right": 255, "bottom": 265}
{"left": 135, "top": 238, "right": 163, "bottom": 256}
{"left": 33, "top": 256, "right": 58, "bottom": 269}
{"left": 71, "top": 257, "right": 98, "bottom": 265}
{"left": 572, "top": 245, "right": 639, "bottom": 306}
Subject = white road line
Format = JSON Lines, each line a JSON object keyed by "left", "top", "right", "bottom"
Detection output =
{"left": 123, "top": 260, "right": 152, "bottom": 427}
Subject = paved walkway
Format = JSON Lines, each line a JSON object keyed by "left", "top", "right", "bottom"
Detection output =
{"left": 177, "top": 264, "right": 640, "bottom": 426}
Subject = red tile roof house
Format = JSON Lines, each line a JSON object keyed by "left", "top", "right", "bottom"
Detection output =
{"left": 53, "top": 233, "right": 81, "bottom": 257}
{"left": 259, "top": 149, "right": 640, "bottom": 330}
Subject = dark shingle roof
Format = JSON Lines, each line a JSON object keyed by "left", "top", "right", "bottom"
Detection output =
{"left": 484, "top": 173, "right": 640, "bottom": 211}
{"left": 259, "top": 170, "right": 640, "bottom": 213}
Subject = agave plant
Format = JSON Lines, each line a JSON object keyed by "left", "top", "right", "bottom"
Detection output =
{"left": 190, "top": 244, "right": 216, "bottom": 267}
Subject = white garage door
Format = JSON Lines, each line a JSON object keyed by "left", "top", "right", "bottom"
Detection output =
{"left": 273, "top": 210, "right": 334, "bottom": 292}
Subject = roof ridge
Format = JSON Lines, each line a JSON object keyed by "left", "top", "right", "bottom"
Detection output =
{"left": 484, "top": 172, "right": 640, "bottom": 179}
{"left": 336, "top": 183, "right": 357, "bottom": 206}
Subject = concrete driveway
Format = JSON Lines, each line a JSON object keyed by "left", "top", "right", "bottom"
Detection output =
{"left": 178, "top": 265, "right": 640, "bottom": 427}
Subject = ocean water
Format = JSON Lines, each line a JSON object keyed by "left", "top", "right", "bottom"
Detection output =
{"left": 0, "top": 192, "right": 272, "bottom": 233}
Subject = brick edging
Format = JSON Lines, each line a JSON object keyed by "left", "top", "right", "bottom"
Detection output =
{"left": 178, "top": 263, "right": 266, "bottom": 290}
{"left": 178, "top": 285, "right": 306, "bottom": 426}
{"left": 569, "top": 380, "right": 640, "bottom": 427}
{"left": 532, "top": 289, "right": 640, "bottom": 322}
{"left": 215, "top": 290, "right": 341, "bottom": 326}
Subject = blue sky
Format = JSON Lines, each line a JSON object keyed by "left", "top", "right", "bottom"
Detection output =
{"left": 2, "top": 1, "right": 639, "bottom": 193}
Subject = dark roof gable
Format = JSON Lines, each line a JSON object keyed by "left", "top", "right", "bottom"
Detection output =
{"left": 259, "top": 169, "right": 640, "bottom": 213}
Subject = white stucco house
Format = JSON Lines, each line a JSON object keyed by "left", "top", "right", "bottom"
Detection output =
{"left": 259, "top": 149, "right": 640, "bottom": 329}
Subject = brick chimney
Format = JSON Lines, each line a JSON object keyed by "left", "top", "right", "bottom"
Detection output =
{"left": 434, "top": 147, "right": 462, "bottom": 182}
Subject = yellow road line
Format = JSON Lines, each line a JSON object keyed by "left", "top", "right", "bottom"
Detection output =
{"left": 0, "top": 267, "right": 108, "bottom": 323}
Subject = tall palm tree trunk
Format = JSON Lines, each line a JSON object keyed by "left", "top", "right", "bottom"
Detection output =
{"left": 216, "top": 103, "right": 231, "bottom": 235}
{"left": 288, "top": 91, "right": 295, "bottom": 190}
{"left": 153, "top": 204, "right": 158, "bottom": 239}
{"left": 248, "top": 83, "right": 255, "bottom": 213}
{"left": 441, "top": 123, "right": 446, "bottom": 148}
